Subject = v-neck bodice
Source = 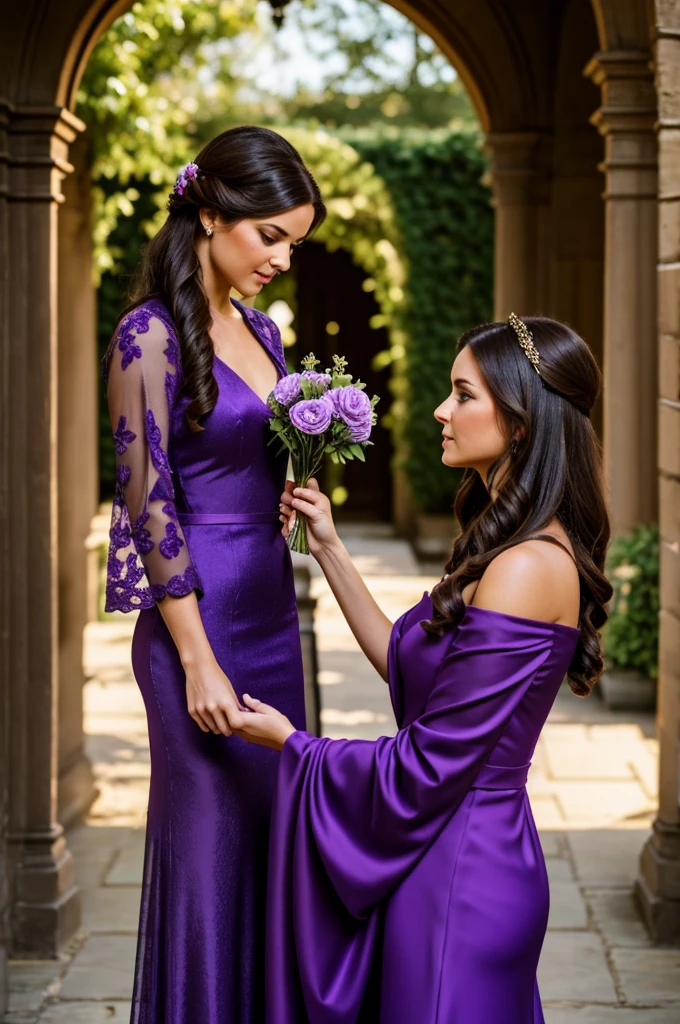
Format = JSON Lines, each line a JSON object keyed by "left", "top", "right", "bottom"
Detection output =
{"left": 211, "top": 298, "right": 283, "bottom": 409}
{"left": 162, "top": 299, "right": 289, "bottom": 516}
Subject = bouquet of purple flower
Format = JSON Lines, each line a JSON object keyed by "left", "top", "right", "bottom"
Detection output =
{"left": 268, "top": 353, "right": 379, "bottom": 554}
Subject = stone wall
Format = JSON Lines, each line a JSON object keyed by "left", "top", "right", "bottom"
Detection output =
{"left": 637, "top": 0, "right": 680, "bottom": 942}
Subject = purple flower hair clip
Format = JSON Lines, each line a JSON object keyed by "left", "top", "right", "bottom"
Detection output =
{"left": 174, "top": 162, "right": 199, "bottom": 196}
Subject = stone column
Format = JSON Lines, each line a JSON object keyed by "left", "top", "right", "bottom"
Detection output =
{"left": 57, "top": 131, "right": 98, "bottom": 828}
{"left": 636, "top": 19, "right": 680, "bottom": 943}
{"left": 585, "top": 51, "right": 658, "bottom": 534}
{"left": 485, "top": 132, "right": 553, "bottom": 320}
{"left": 0, "top": 94, "right": 11, "bottom": 1020}
{"left": 4, "top": 105, "right": 82, "bottom": 956}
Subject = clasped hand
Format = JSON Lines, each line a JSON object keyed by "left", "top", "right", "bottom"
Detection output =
{"left": 185, "top": 657, "right": 243, "bottom": 736}
{"left": 186, "top": 664, "right": 295, "bottom": 750}
{"left": 232, "top": 479, "right": 341, "bottom": 748}
{"left": 188, "top": 479, "right": 337, "bottom": 746}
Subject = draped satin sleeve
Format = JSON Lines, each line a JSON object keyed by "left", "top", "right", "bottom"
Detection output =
{"left": 102, "top": 305, "right": 202, "bottom": 613}
{"left": 266, "top": 608, "right": 557, "bottom": 1024}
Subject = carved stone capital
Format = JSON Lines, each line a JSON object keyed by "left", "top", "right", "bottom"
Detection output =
{"left": 584, "top": 52, "right": 658, "bottom": 199}
{"left": 485, "top": 132, "right": 553, "bottom": 206}
{"left": 4, "top": 104, "right": 85, "bottom": 203}
{"left": 585, "top": 49, "right": 657, "bottom": 123}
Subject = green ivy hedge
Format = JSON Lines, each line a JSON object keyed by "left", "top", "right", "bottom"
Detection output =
{"left": 344, "top": 128, "right": 493, "bottom": 513}
{"left": 95, "top": 128, "right": 493, "bottom": 515}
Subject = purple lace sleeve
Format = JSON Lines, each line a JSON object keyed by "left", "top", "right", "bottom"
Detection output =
{"left": 103, "top": 306, "right": 202, "bottom": 613}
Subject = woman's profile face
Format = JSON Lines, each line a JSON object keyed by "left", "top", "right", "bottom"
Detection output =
{"left": 434, "top": 345, "right": 510, "bottom": 480}
{"left": 199, "top": 203, "right": 316, "bottom": 298}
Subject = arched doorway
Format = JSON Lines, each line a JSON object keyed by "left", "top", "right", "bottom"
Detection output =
{"left": 293, "top": 241, "right": 394, "bottom": 520}
{"left": 258, "top": 127, "right": 408, "bottom": 524}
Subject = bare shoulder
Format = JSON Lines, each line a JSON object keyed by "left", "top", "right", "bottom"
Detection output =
{"left": 472, "top": 540, "right": 580, "bottom": 626}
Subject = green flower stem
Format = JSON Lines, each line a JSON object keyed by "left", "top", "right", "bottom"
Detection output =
{"left": 287, "top": 432, "right": 327, "bottom": 555}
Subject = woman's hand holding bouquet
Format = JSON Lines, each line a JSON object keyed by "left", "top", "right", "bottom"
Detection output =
{"left": 268, "top": 353, "right": 379, "bottom": 554}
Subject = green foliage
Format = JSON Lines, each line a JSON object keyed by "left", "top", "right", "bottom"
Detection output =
{"left": 77, "top": 0, "right": 259, "bottom": 275}
{"left": 77, "top": 0, "right": 477, "bottom": 274}
{"left": 259, "top": 128, "right": 492, "bottom": 514}
{"left": 280, "top": 83, "right": 474, "bottom": 131}
{"left": 254, "top": 127, "right": 409, "bottom": 459}
{"left": 604, "top": 524, "right": 660, "bottom": 678}
{"left": 81, "top": 2, "right": 491, "bottom": 515}
{"left": 277, "top": 0, "right": 477, "bottom": 130}
{"left": 96, "top": 179, "right": 162, "bottom": 498}
{"left": 345, "top": 128, "right": 493, "bottom": 512}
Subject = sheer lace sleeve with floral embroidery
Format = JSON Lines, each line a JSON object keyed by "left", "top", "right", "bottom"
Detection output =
{"left": 103, "top": 305, "right": 202, "bottom": 613}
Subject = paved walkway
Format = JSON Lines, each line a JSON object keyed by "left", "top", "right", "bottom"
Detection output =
{"left": 4, "top": 528, "right": 680, "bottom": 1022}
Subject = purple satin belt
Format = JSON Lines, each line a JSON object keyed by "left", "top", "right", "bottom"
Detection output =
{"left": 471, "top": 762, "right": 530, "bottom": 789}
{"left": 177, "top": 512, "right": 280, "bottom": 525}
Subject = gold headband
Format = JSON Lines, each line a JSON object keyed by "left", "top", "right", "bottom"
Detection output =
{"left": 508, "top": 313, "right": 540, "bottom": 376}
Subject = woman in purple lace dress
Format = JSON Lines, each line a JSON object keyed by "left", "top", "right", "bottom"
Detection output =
{"left": 233, "top": 316, "right": 612, "bottom": 1023}
{"left": 102, "top": 127, "right": 325, "bottom": 1024}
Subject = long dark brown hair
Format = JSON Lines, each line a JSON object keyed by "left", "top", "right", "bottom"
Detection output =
{"left": 126, "top": 126, "right": 326, "bottom": 430}
{"left": 424, "top": 317, "right": 612, "bottom": 696}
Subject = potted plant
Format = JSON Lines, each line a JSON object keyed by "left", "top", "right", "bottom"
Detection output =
{"left": 600, "top": 523, "right": 659, "bottom": 711}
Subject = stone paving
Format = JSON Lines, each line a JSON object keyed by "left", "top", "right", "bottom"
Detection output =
{"left": 4, "top": 527, "right": 680, "bottom": 1022}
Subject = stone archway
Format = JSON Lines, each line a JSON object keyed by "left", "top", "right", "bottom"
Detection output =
{"left": 3, "top": 2, "right": 679, "bottom": 1003}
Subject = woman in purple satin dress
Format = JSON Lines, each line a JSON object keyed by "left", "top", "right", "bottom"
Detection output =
{"left": 233, "top": 315, "right": 613, "bottom": 1023}
{"left": 102, "top": 126, "right": 325, "bottom": 1023}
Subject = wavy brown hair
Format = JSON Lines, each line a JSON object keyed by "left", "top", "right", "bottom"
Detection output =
{"left": 124, "top": 126, "right": 326, "bottom": 430}
{"left": 423, "top": 317, "right": 612, "bottom": 696}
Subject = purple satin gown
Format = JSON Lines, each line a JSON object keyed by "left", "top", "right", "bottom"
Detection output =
{"left": 267, "top": 592, "right": 580, "bottom": 1023}
{"left": 102, "top": 298, "right": 306, "bottom": 1024}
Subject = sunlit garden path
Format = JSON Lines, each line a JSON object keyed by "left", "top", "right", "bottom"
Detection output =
{"left": 4, "top": 527, "right": 679, "bottom": 1022}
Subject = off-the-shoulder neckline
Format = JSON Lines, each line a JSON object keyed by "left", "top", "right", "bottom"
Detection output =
{"left": 419, "top": 591, "right": 581, "bottom": 635}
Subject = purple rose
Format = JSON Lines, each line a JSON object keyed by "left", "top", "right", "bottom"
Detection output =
{"left": 334, "top": 386, "right": 373, "bottom": 441}
{"left": 301, "top": 370, "right": 331, "bottom": 390}
{"left": 322, "top": 389, "right": 342, "bottom": 415}
{"left": 289, "top": 398, "right": 333, "bottom": 435}
{"left": 272, "top": 373, "right": 301, "bottom": 406}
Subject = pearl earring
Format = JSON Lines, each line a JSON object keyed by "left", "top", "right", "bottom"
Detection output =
{"left": 205, "top": 226, "right": 214, "bottom": 237}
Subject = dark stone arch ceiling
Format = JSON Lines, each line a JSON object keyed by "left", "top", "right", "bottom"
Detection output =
{"left": 386, "top": 0, "right": 573, "bottom": 130}
{"left": 588, "top": 0, "right": 655, "bottom": 51}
